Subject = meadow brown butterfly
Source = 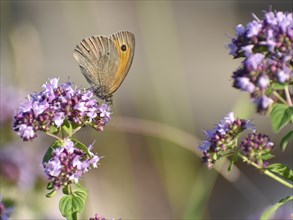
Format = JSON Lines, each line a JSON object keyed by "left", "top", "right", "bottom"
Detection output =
{"left": 73, "top": 31, "right": 135, "bottom": 103}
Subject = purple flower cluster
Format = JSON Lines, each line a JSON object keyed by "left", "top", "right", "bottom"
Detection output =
{"left": 228, "top": 10, "right": 293, "bottom": 113}
{"left": 240, "top": 132, "right": 274, "bottom": 166}
{"left": 0, "top": 196, "right": 14, "bottom": 220}
{"left": 89, "top": 213, "right": 120, "bottom": 220}
{"left": 0, "top": 142, "right": 43, "bottom": 189}
{"left": 198, "top": 112, "right": 255, "bottom": 168}
{"left": 89, "top": 214, "right": 106, "bottom": 220}
{"left": 43, "top": 139, "right": 100, "bottom": 190}
{"left": 13, "top": 78, "right": 111, "bottom": 141}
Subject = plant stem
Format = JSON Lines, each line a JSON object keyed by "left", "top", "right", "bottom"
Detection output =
{"left": 71, "top": 126, "right": 82, "bottom": 136}
{"left": 72, "top": 212, "right": 78, "bottom": 220}
{"left": 238, "top": 154, "right": 293, "bottom": 189}
{"left": 284, "top": 86, "right": 292, "bottom": 106}
{"left": 273, "top": 91, "right": 288, "bottom": 105}
{"left": 262, "top": 169, "right": 293, "bottom": 188}
{"left": 45, "top": 131, "right": 62, "bottom": 140}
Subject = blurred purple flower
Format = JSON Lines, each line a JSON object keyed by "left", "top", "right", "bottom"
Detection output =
{"left": 0, "top": 85, "right": 23, "bottom": 124}
{"left": 277, "top": 70, "right": 290, "bottom": 83}
{"left": 0, "top": 142, "right": 44, "bottom": 189}
{"left": 89, "top": 213, "right": 120, "bottom": 220}
{"left": 233, "top": 77, "right": 256, "bottom": 93}
{"left": 198, "top": 140, "right": 211, "bottom": 152}
{"left": 0, "top": 196, "right": 14, "bottom": 220}
{"left": 89, "top": 214, "right": 106, "bottom": 220}
{"left": 257, "top": 74, "right": 270, "bottom": 89}
{"left": 252, "top": 95, "right": 274, "bottom": 112}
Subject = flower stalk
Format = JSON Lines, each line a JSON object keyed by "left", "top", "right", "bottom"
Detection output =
{"left": 237, "top": 153, "right": 293, "bottom": 189}
{"left": 284, "top": 86, "right": 293, "bottom": 106}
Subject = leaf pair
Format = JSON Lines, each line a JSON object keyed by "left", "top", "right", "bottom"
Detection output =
{"left": 270, "top": 104, "right": 293, "bottom": 151}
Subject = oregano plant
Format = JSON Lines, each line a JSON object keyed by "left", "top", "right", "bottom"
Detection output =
{"left": 12, "top": 78, "right": 111, "bottom": 219}
{"left": 199, "top": 9, "right": 293, "bottom": 219}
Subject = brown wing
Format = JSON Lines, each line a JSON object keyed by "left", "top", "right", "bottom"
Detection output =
{"left": 108, "top": 31, "right": 135, "bottom": 94}
{"left": 73, "top": 35, "right": 120, "bottom": 95}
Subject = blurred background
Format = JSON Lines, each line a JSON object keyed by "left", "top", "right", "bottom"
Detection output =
{"left": 1, "top": 1, "right": 292, "bottom": 219}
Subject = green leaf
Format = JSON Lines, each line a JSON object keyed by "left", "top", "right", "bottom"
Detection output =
{"left": 73, "top": 184, "right": 88, "bottom": 203}
{"left": 59, "top": 184, "right": 88, "bottom": 219}
{"left": 71, "top": 122, "right": 80, "bottom": 130}
{"left": 47, "top": 182, "right": 54, "bottom": 190}
{"left": 271, "top": 82, "right": 286, "bottom": 90}
{"left": 62, "top": 120, "right": 73, "bottom": 137}
{"left": 71, "top": 138, "right": 91, "bottom": 156}
{"left": 59, "top": 195, "right": 83, "bottom": 219}
{"left": 2, "top": 198, "right": 15, "bottom": 208}
{"left": 46, "top": 190, "right": 57, "bottom": 198}
{"left": 270, "top": 104, "right": 293, "bottom": 132}
{"left": 267, "top": 163, "right": 293, "bottom": 181}
{"left": 228, "top": 154, "right": 238, "bottom": 171}
{"left": 49, "top": 125, "right": 59, "bottom": 134}
{"left": 260, "top": 152, "right": 274, "bottom": 160}
{"left": 63, "top": 185, "right": 70, "bottom": 195}
{"left": 74, "top": 183, "right": 87, "bottom": 193}
{"left": 42, "top": 140, "right": 63, "bottom": 163}
{"left": 260, "top": 196, "right": 293, "bottom": 220}
{"left": 280, "top": 130, "right": 293, "bottom": 151}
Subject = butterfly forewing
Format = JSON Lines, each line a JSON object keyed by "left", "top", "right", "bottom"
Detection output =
{"left": 108, "top": 31, "right": 135, "bottom": 94}
{"left": 73, "top": 36, "right": 120, "bottom": 96}
{"left": 73, "top": 31, "right": 135, "bottom": 101}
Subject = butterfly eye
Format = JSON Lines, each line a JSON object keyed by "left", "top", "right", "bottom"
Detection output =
{"left": 121, "top": 44, "right": 127, "bottom": 51}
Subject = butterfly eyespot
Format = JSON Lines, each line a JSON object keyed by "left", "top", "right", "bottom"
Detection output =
{"left": 121, "top": 44, "right": 127, "bottom": 51}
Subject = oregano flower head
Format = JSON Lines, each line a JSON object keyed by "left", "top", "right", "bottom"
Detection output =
{"left": 13, "top": 78, "right": 111, "bottom": 141}
{"left": 228, "top": 10, "right": 293, "bottom": 113}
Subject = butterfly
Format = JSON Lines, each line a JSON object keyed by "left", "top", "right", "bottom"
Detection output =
{"left": 73, "top": 31, "right": 135, "bottom": 103}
